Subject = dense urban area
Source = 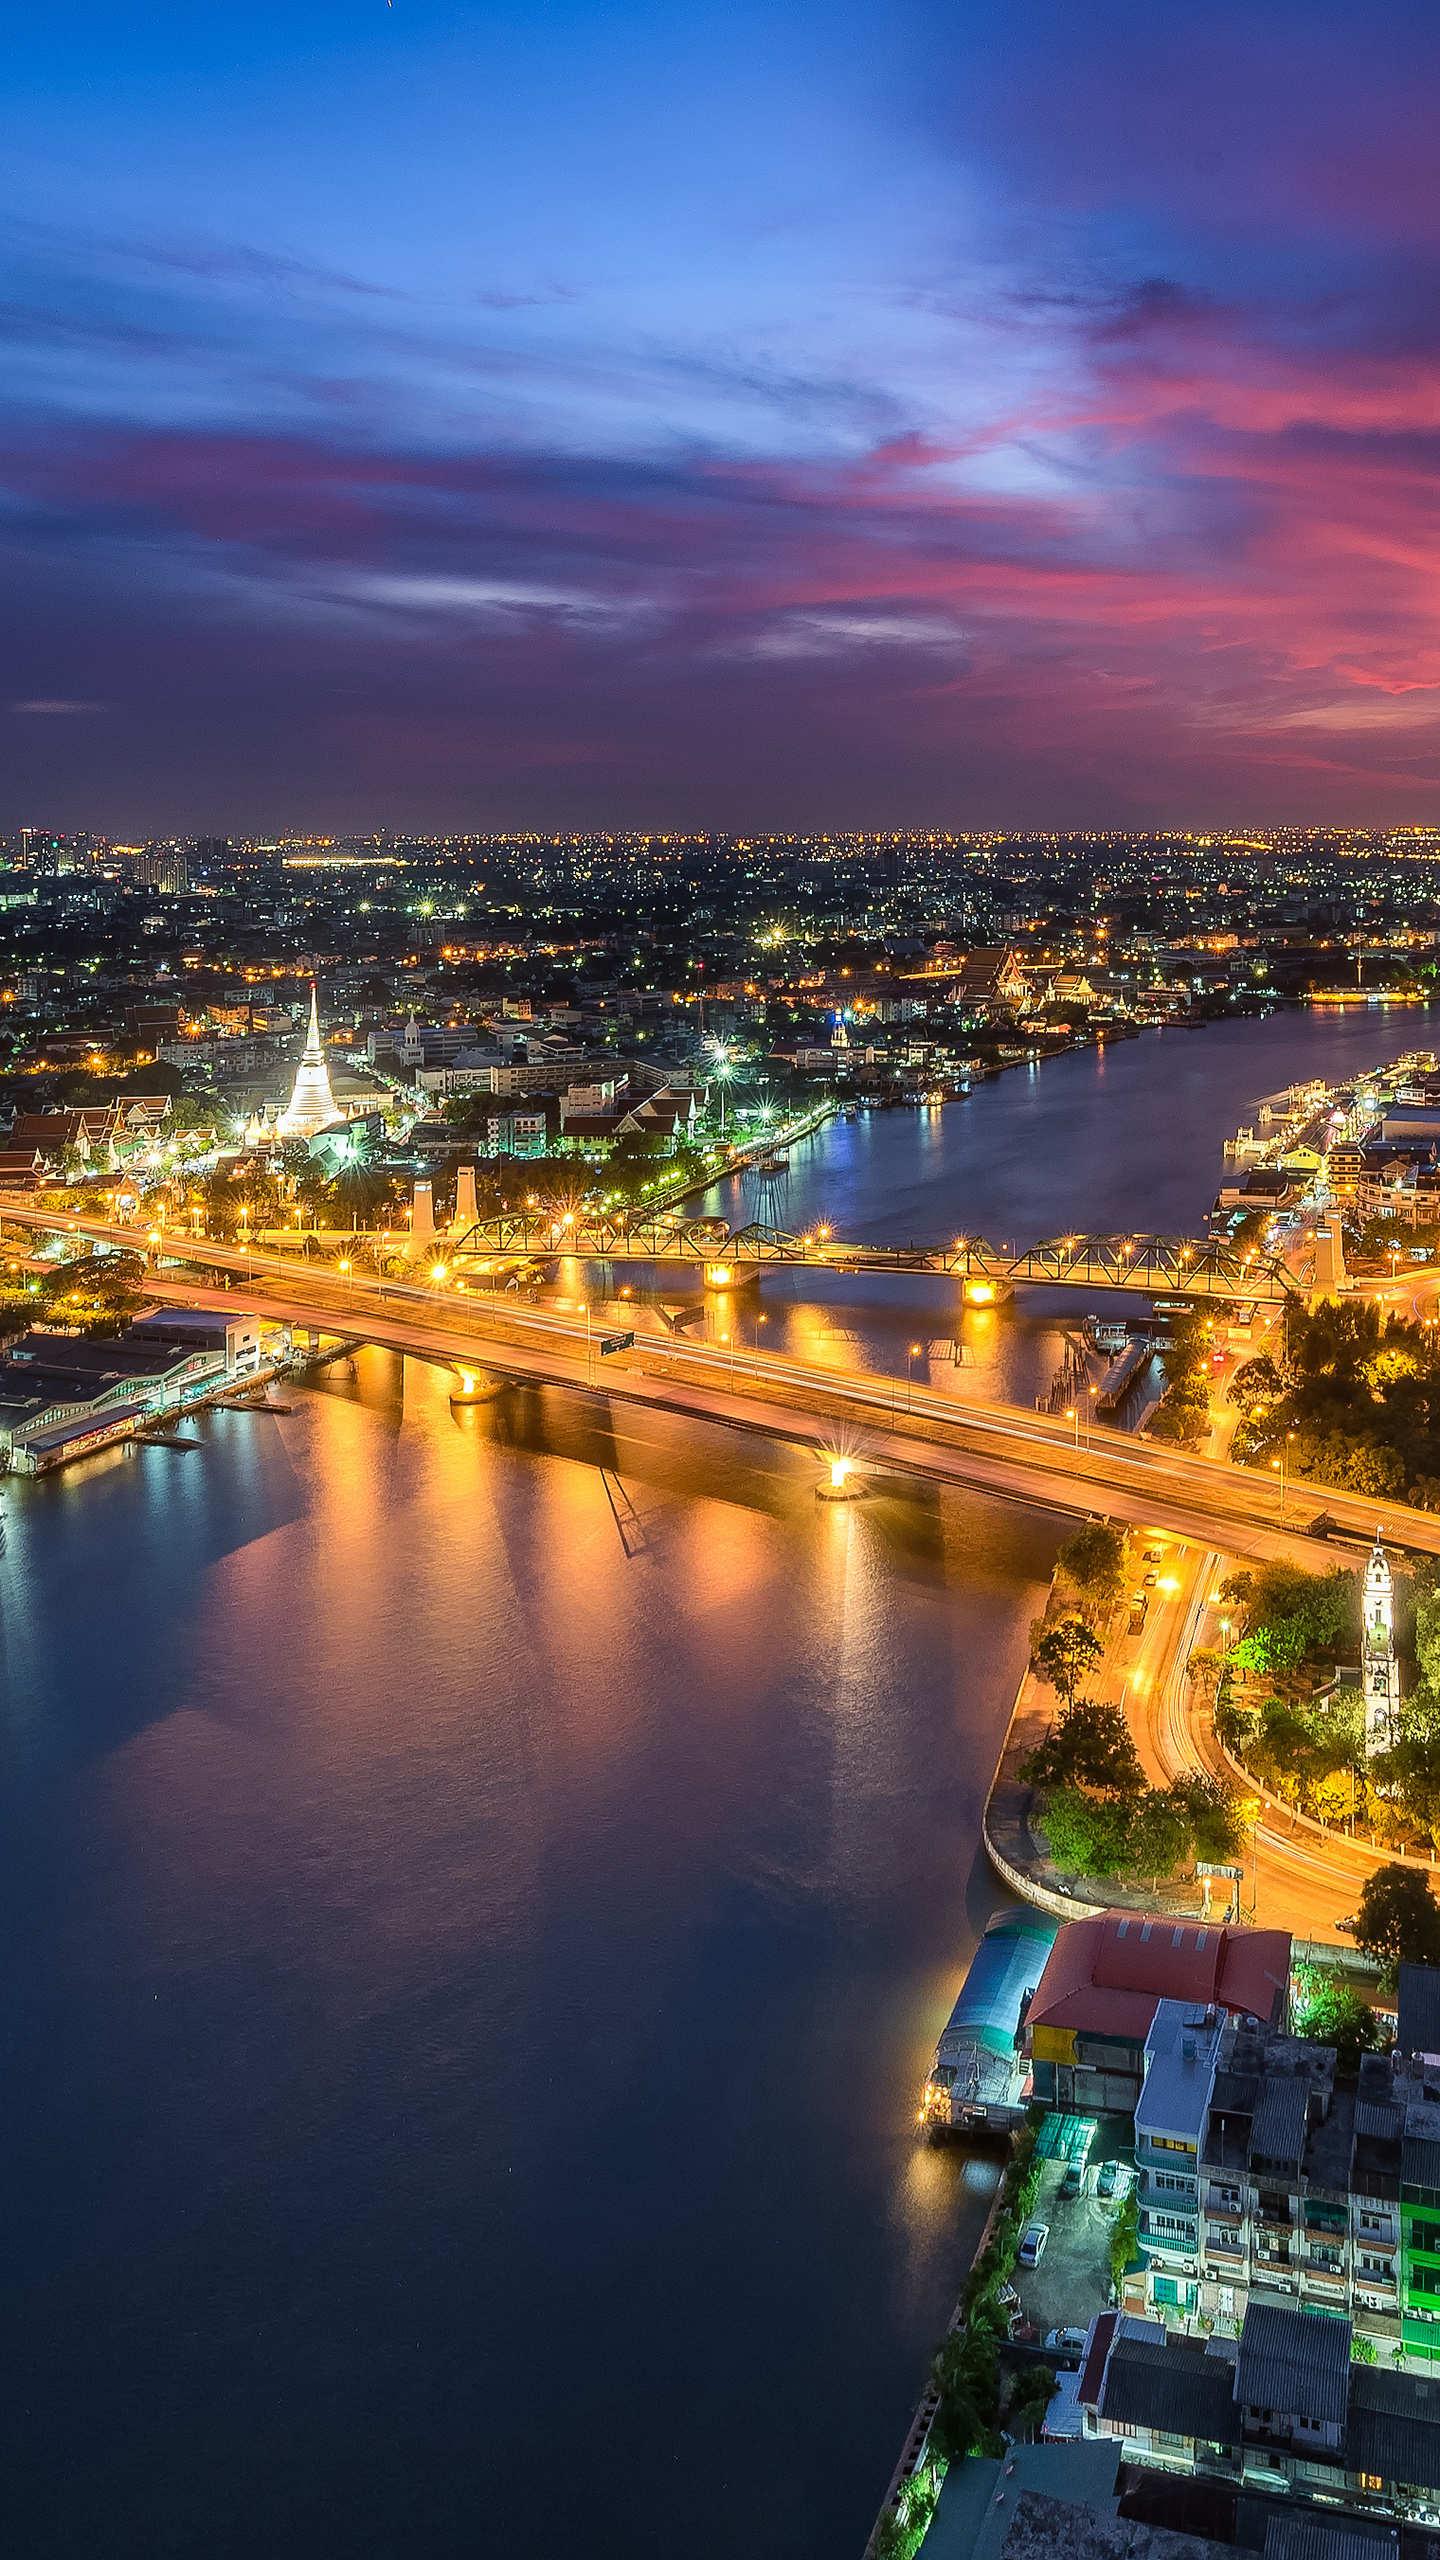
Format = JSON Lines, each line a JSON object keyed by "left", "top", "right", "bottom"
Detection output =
{"left": 20, "top": 827, "right": 1440, "bottom": 2560}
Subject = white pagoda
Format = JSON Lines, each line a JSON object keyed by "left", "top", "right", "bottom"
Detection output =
{"left": 277, "top": 984, "right": 338, "bottom": 1139}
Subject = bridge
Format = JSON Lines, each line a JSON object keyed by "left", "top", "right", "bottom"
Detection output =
{"left": 0, "top": 1196, "right": 1420, "bottom": 1565}
{"left": 337, "top": 1205, "right": 1299, "bottom": 1303}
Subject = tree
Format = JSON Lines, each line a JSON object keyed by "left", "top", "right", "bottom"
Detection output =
{"left": 1292, "top": 1960, "right": 1388, "bottom": 2065}
{"left": 1110, "top": 2192, "right": 1139, "bottom": 2297}
{"left": 1229, "top": 1353, "right": 1285, "bottom": 1412}
{"left": 1128, "top": 1787, "right": 1192, "bottom": 1882}
{"left": 1169, "top": 1774, "right": 1243, "bottom": 1866}
{"left": 1030, "top": 1616, "right": 1103, "bottom": 1712}
{"left": 1020, "top": 1697, "right": 1144, "bottom": 1797}
{"left": 1039, "top": 1787, "right": 1137, "bottom": 1878}
{"left": 1348, "top": 1865, "right": 1440, "bottom": 1986}
{"left": 1056, "top": 1518, "right": 1126, "bottom": 1617}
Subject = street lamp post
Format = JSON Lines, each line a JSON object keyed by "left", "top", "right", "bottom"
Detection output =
{"left": 907, "top": 1341, "right": 922, "bottom": 1412}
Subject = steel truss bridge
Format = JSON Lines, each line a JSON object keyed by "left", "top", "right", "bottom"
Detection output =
{"left": 449, "top": 1215, "right": 1297, "bottom": 1302}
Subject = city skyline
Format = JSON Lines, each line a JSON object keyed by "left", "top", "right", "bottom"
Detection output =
{"left": 9, "top": 1, "right": 1440, "bottom": 832}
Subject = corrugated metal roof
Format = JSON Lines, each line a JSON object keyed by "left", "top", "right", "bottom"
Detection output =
{"left": 1400, "top": 1964, "right": 1440, "bottom": 2059}
{"left": 1235, "top": 2304, "right": 1349, "bottom": 2427}
{"left": 1250, "top": 2077, "right": 1308, "bottom": 2166}
{"left": 1099, "top": 2337, "right": 1239, "bottom": 2446}
{"left": 1347, "top": 2367, "right": 1440, "bottom": 2492}
{"left": 939, "top": 1913, "right": 1058, "bottom": 2063}
{"left": 1264, "top": 2518, "right": 1399, "bottom": 2560}
{"left": 1402, "top": 2133, "right": 1440, "bottom": 2191}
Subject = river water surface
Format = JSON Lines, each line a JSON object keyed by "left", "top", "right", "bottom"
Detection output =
{"left": 0, "top": 1008, "right": 1428, "bottom": 2558}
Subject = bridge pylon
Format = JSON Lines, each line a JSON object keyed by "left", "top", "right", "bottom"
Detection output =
{"left": 1310, "top": 1214, "right": 1349, "bottom": 1303}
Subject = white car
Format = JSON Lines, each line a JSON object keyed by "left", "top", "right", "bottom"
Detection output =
{"left": 1043, "top": 2326, "right": 1089, "bottom": 2358}
{"left": 1017, "top": 2221, "right": 1049, "bottom": 2268}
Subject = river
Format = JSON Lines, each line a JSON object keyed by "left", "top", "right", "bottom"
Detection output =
{"left": 0, "top": 1007, "right": 1428, "bottom": 2558}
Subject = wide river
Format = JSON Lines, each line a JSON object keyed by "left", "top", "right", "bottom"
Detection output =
{"left": 0, "top": 1008, "right": 1428, "bottom": 2558}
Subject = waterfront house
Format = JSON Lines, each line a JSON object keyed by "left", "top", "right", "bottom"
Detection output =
{"left": 1024, "top": 1915, "right": 1291, "bottom": 2116}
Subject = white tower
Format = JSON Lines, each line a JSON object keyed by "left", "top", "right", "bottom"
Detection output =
{"left": 1363, "top": 1529, "right": 1401, "bottom": 1758}
{"left": 278, "top": 983, "right": 339, "bottom": 1138}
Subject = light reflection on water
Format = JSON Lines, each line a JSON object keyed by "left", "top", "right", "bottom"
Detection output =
{"left": 0, "top": 1344, "right": 1052, "bottom": 2560}
{"left": 0, "top": 1011, "right": 1429, "bottom": 2558}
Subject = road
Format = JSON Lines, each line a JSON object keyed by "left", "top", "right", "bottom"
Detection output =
{"left": 10, "top": 1196, "right": 1440, "bottom": 1568}
{"left": 1124, "top": 1537, "right": 1427, "bottom": 1946}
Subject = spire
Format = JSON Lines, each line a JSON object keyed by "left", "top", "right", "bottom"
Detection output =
{"left": 278, "top": 979, "right": 339, "bottom": 1138}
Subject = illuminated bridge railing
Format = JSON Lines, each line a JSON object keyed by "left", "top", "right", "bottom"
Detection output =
{"left": 447, "top": 1218, "right": 1296, "bottom": 1302}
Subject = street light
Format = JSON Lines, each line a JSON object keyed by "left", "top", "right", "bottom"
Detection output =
{"left": 907, "top": 1340, "right": 922, "bottom": 1411}
{"left": 707, "top": 1036, "right": 735, "bottom": 1137}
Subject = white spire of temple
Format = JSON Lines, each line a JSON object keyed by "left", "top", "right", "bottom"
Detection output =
{"left": 278, "top": 982, "right": 339, "bottom": 1138}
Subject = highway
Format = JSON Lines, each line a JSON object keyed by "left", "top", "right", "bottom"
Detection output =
{"left": 10, "top": 1195, "right": 1440, "bottom": 1567}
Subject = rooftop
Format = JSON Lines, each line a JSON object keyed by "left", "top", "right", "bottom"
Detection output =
{"left": 1028, "top": 1915, "right": 1290, "bottom": 2047}
{"left": 1234, "top": 2303, "right": 1351, "bottom": 2429}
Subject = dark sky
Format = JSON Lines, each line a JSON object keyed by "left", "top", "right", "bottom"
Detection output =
{"left": 7, "top": 0, "right": 1440, "bottom": 833}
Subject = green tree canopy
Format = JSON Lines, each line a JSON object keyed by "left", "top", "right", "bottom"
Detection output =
{"left": 1292, "top": 1960, "right": 1389, "bottom": 2065}
{"left": 1349, "top": 1865, "right": 1440, "bottom": 1986}
{"left": 1030, "top": 1616, "right": 1103, "bottom": 1711}
{"left": 1021, "top": 1697, "right": 1144, "bottom": 1797}
{"left": 1056, "top": 1518, "right": 1127, "bottom": 1615}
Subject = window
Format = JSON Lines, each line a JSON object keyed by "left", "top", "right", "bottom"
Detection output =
{"left": 1152, "top": 2137, "right": 1198, "bottom": 2154}
{"left": 1413, "top": 2220, "right": 1440, "bottom": 2255}
{"left": 1358, "top": 2474, "right": 1384, "bottom": 2493}
{"left": 1219, "top": 2286, "right": 1235, "bottom": 2317}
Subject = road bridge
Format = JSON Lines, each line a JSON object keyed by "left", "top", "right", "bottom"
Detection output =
{"left": 0, "top": 1197, "right": 1424, "bottom": 1564}
{"left": 258, "top": 1205, "right": 1298, "bottom": 1303}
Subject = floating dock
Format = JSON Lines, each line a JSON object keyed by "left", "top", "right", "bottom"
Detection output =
{"left": 919, "top": 1909, "right": 1057, "bottom": 2134}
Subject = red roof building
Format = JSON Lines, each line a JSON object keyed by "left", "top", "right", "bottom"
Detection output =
{"left": 1025, "top": 1912, "right": 1291, "bottom": 2116}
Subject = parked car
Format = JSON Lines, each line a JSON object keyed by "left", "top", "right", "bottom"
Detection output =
{"left": 1142, "top": 1570, "right": 1158, "bottom": 1588}
{"left": 1043, "top": 2327, "right": 1089, "bottom": 2359}
{"left": 1142, "top": 1547, "right": 1163, "bottom": 1563}
{"left": 1060, "top": 2160, "right": 1084, "bottom": 2199}
{"left": 1018, "top": 2221, "right": 1049, "bottom": 2268}
{"left": 1096, "top": 2158, "right": 1120, "bottom": 2198}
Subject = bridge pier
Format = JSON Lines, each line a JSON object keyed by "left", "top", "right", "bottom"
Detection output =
{"left": 1310, "top": 1214, "right": 1349, "bottom": 1303}
{"left": 962, "top": 1276, "right": 1013, "bottom": 1308}
{"left": 452, "top": 1163, "right": 478, "bottom": 1229}
{"left": 702, "top": 1260, "right": 761, "bottom": 1293}
{"left": 410, "top": 1179, "right": 435, "bottom": 1254}
{"left": 449, "top": 1364, "right": 506, "bottom": 1405}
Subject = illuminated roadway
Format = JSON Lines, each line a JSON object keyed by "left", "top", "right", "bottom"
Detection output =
{"left": 11, "top": 1197, "right": 1440, "bottom": 1571}
{"left": 1128, "top": 1541, "right": 1423, "bottom": 1946}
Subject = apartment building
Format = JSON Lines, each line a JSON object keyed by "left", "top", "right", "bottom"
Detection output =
{"left": 1084, "top": 2299, "right": 1440, "bottom": 2524}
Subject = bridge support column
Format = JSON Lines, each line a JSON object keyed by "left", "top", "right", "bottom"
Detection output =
{"left": 1311, "top": 1214, "right": 1349, "bottom": 1303}
{"left": 449, "top": 1364, "right": 505, "bottom": 1404}
{"left": 962, "top": 1276, "right": 1013, "bottom": 1308}
{"left": 452, "top": 1164, "right": 478, "bottom": 1229}
{"left": 410, "top": 1180, "right": 435, "bottom": 1252}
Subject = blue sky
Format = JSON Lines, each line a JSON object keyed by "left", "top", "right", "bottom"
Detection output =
{"left": 6, "top": 1, "right": 1440, "bottom": 828}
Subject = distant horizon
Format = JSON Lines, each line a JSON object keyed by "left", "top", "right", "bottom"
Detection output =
{"left": 13, "top": 821, "right": 1440, "bottom": 848}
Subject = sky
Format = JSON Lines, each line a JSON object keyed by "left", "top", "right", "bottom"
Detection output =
{"left": 6, "top": 0, "right": 1440, "bottom": 832}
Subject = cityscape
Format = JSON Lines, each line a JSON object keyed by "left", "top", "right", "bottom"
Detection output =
{"left": 10, "top": 7, "right": 1440, "bottom": 2560}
